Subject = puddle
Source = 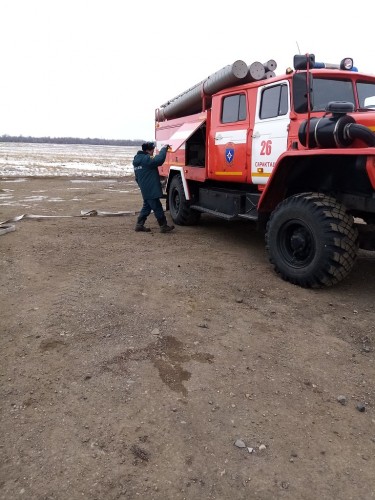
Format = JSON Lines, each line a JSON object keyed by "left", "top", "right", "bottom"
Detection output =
{"left": 39, "top": 339, "right": 66, "bottom": 352}
{"left": 103, "top": 335, "right": 214, "bottom": 396}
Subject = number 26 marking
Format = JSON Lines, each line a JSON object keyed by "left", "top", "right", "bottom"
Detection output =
{"left": 260, "top": 140, "right": 272, "bottom": 155}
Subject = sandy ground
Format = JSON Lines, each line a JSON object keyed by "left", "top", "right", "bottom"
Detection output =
{"left": 1, "top": 177, "right": 375, "bottom": 500}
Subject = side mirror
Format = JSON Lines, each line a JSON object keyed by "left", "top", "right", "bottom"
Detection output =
{"left": 293, "top": 54, "right": 315, "bottom": 70}
{"left": 293, "top": 72, "right": 314, "bottom": 113}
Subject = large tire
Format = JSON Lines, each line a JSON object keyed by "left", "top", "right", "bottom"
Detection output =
{"left": 168, "top": 175, "right": 201, "bottom": 225}
{"left": 265, "top": 193, "right": 358, "bottom": 288}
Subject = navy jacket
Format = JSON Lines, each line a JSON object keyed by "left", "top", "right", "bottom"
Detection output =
{"left": 133, "top": 147, "right": 168, "bottom": 200}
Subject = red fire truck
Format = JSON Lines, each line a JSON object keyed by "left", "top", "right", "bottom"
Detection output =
{"left": 154, "top": 54, "right": 375, "bottom": 288}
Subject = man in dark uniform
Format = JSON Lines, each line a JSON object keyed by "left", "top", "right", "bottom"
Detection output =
{"left": 133, "top": 142, "right": 175, "bottom": 233}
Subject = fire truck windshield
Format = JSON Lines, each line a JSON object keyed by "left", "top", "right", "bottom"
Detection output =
{"left": 307, "top": 78, "right": 375, "bottom": 112}
{"left": 312, "top": 78, "right": 354, "bottom": 111}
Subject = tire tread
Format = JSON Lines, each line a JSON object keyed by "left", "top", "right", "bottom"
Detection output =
{"left": 265, "top": 192, "right": 358, "bottom": 288}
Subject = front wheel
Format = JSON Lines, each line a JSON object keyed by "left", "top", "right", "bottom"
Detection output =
{"left": 265, "top": 193, "right": 358, "bottom": 288}
{"left": 168, "top": 175, "right": 201, "bottom": 225}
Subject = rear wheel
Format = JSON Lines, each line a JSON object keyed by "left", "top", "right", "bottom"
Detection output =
{"left": 168, "top": 175, "right": 201, "bottom": 225}
{"left": 265, "top": 193, "right": 358, "bottom": 288}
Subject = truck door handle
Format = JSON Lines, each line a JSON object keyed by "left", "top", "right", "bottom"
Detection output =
{"left": 253, "top": 131, "right": 260, "bottom": 138}
{"left": 216, "top": 134, "right": 223, "bottom": 141}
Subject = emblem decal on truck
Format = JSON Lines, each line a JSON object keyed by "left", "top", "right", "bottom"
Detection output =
{"left": 225, "top": 148, "right": 234, "bottom": 163}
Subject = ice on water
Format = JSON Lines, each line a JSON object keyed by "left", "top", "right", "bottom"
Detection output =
{"left": 0, "top": 143, "right": 137, "bottom": 177}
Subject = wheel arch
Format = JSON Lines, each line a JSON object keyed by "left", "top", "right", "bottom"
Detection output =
{"left": 258, "top": 151, "right": 370, "bottom": 216}
{"left": 166, "top": 167, "right": 191, "bottom": 211}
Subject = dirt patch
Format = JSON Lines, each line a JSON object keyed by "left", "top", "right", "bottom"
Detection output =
{"left": 1, "top": 177, "right": 375, "bottom": 499}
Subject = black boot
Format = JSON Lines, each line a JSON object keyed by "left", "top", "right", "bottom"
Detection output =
{"left": 135, "top": 216, "right": 151, "bottom": 232}
{"left": 157, "top": 216, "right": 175, "bottom": 233}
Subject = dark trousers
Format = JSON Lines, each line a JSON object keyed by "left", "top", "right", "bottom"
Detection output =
{"left": 138, "top": 198, "right": 165, "bottom": 222}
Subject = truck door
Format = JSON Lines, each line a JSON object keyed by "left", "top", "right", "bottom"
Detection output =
{"left": 251, "top": 81, "right": 290, "bottom": 185}
{"left": 210, "top": 92, "right": 249, "bottom": 182}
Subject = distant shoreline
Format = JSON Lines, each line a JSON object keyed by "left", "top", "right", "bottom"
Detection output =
{"left": 0, "top": 136, "right": 144, "bottom": 147}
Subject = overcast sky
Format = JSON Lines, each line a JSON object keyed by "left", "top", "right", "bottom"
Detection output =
{"left": 1, "top": 0, "right": 374, "bottom": 141}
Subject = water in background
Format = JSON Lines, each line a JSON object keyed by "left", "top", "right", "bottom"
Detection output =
{"left": 0, "top": 143, "right": 139, "bottom": 177}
